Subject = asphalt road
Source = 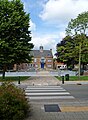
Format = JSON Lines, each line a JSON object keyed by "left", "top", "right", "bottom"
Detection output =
{"left": 61, "top": 84, "right": 88, "bottom": 100}
{"left": 17, "top": 84, "right": 88, "bottom": 101}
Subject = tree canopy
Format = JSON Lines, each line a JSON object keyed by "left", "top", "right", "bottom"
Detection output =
{"left": 0, "top": 0, "right": 34, "bottom": 78}
{"left": 56, "top": 11, "right": 88, "bottom": 69}
{"left": 66, "top": 11, "right": 88, "bottom": 35}
{"left": 56, "top": 35, "right": 88, "bottom": 67}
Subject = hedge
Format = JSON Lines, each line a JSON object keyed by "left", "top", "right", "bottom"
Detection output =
{"left": 0, "top": 82, "right": 30, "bottom": 120}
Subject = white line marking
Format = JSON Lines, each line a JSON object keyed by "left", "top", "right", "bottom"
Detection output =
{"left": 25, "top": 89, "right": 66, "bottom": 92}
{"left": 26, "top": 86, "right": 62, "bottom": 88}
{"left": 26, "top": 87, "right": 64, "bottom": 90}
{"left": 26, "top": 96, "right": 75, "bottom": 100}
{"left": 25, "top": 92, "right": 70, "bottom": 96}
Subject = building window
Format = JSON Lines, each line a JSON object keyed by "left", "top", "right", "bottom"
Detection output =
{"left": 34, "top": 58, "right": 37, "bottom": 62}
{"left": 29, "top": 64, "right": 33, "bottom": 67}
{"left": 35, "top": 64, "right": 38, "bottom": 67}
{"left": 47, "top": 64, "right": 52, "bottom": 68}
{"left": 41, "top": 57, "right": 45, "bottom": 63}
{"left": 47, "top": 59, "right": 52, "bottom": 62}
{"left": 47, "top": 53, "right": 51, "bottom": 56}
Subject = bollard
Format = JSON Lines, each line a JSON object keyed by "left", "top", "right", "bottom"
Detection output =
{"left": 18, "top": 76, "right": 20, "bottom": 84}
{"left": 62, "top": 76, "right": 64, "bottom": 84}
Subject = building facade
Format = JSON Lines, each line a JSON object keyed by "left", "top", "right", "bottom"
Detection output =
{"left": 30, "top": 46, "right": 53, "bottom": 70}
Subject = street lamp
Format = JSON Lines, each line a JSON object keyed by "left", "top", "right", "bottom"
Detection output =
{"left": 78, "top": 42, "right": 81, "bottom": 80}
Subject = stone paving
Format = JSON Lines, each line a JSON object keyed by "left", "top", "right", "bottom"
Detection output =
{"left": 23, "top": 76, "right": 60, "bottom": 86}
{"left": 26, "top": 96, "right": 88, "bottom": 120}
{"left": 24, "top": 72, "right": 88, "bottom": 120}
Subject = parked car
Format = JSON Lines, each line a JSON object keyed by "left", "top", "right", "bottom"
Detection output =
{"left": 59, "top": 65, "right": 67, "bottom": 70}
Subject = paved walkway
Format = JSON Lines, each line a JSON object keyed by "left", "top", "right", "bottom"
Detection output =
{"left": 22, "top": 76, "right": 60, "bottom": 86}
{"left": 21, "top": 70, "right": 88, "bottom": 85}
{"left": 21, "top": 76, "right": 88, "bottom": 86}
{"left": 23, "top": 74, "right": 88, "bottom": 120}
{"left": 26, "top": 100, "right": 88, "bottom": 120}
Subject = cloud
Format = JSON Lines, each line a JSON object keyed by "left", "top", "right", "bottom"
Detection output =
{"left": 32, "top": 34, "right": 56, "bottom": 49}
{"left": 31, "top": 31, "right": 65, "bottom": 55}
{"left": 39, "top": 0, "right": 88, "bottom": 24}
{"left": 29, "top": 20, "right": 36, "bottom": 31}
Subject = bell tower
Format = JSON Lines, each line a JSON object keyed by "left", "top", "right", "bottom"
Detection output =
{"left": 40, "top": 45, "right": 43, "bottom": 52}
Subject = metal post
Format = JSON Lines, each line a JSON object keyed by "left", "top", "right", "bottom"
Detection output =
{"left": 18, "top": 76, "right": 20, "bottom": 84}
{"left": 78, "top": 43, "right": 81, "bottom": 80}
{"left": 62, "top": 76, "right": 64, "bottom": 84}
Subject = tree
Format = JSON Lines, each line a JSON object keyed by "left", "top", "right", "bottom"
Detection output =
{"left": 56, "top": 34, "right": 88, "bottom": 70}
{"left": 56, "top": 11, "right": 88, "bottom": 78}
{"left": 0, "top": 0, "right": 34, "bottom": 79}
{"left": 66, "top": 11, "right": 88, "bottom": 35}
{"left": 66, "top": 11, "right": 88, "bottom": 78}
{"left": 56, "top": 36, "right": 78, "bottom": 69}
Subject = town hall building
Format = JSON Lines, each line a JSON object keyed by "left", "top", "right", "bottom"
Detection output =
{"left": 9, "top": 46, "right": 53, "bottom": 71}
{"left": 30, "top": 46, "right": 53, "bottom": 70}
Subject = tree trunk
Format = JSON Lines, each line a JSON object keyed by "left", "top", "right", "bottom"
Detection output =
{"left": 2, "top": 65, "right": 7, "bottom": 79}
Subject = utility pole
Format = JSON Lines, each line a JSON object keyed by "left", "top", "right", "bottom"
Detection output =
{"left": 78, "top": 42, "right": 81, "bottom": 80}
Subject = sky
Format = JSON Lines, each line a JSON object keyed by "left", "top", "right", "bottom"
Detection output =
{"left": 21, "top": 0, "right": 88, "bottom": 56}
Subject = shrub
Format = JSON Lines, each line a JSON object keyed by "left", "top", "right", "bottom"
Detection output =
{"left": 0, "top": 82, "right": 30, "bottom": 120}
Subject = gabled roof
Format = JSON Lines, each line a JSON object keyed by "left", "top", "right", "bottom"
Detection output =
{"left": 30, "top": 50, "right": 53, "bottom": 58}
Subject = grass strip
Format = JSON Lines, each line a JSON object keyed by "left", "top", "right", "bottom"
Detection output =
{"left": 56, "top": 76, "right": 88, "bottom": 81}
{"left": 0, "top": 76, "right": 29, "bottom": 82}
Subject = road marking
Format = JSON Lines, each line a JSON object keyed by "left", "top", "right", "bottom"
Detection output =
{"left": 61, "top": 106, "right": 88, "bottom": 112}
{"left": 26, "top": 86, "right": 63, "bottom": 89}
{"left": 25, "top": 86, "right": 75, "bottom": 100}
{"left": 26, "top": 96, "right": 74, "bottom": 100}
{"left": 25, "top": 92, "right": 70, "bottom": 96}
{"left": 25, "top": 89, "right": 66, "bottom": 92}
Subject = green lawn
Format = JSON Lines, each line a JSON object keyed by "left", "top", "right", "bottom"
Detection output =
{"left": 0, "top": 76, "right": 29, "bottom": 82}
{"left": 56, "top": 76, "right": 88, "bottom": 81}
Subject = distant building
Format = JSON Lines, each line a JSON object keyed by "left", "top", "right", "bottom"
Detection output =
{"left": 11, "top": 46, "right": 53, "bottom": 71}
{"left": 29, "top": 46, "right": 53, "bottom": 69}
{"left": 54, "top": 60, "right": 64, "bottom": 69}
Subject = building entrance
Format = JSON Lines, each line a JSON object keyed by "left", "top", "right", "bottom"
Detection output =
{"left": 41, "top": 63, "right": 44, "bottom": 69}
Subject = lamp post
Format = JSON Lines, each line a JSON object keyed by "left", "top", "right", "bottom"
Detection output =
{"left": 78, "top": 42, "right": 81, "bottom": 80}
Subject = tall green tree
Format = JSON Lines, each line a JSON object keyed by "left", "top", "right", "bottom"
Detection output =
{"left": 0, "top": 0, "right": 34, "bottom": 79}
{"left": 56, "top": 34, "right": 88, "bottom": 70}
{"left": 66, "top": 11, "right": 88, "bottom": 77}
{"left": 56, "top": 36, "right": 78, "bottom": 69}
{"left": 56, "top": 11, "right": 88, "bottom": 78}
{"left": 66, "top": 11, "right": 88, "bottom": 35}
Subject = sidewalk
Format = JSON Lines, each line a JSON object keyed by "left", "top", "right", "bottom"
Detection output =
{"left": 26, "top": 100, "right": 88, "bottom": 120}
{"left": 59, "top": 80, "right": 88, "bottom": 85}
{"left": 21, "top": 70, "right": 88, "bottom": 85}
{"left": 22, "top": 76, "right": 60, "bottom": 86}
{"left": 21, "top": 76, "right": 88, "bottom": 86}
{"left": 24, "top": 76, "right": 88, "bottom": 120}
